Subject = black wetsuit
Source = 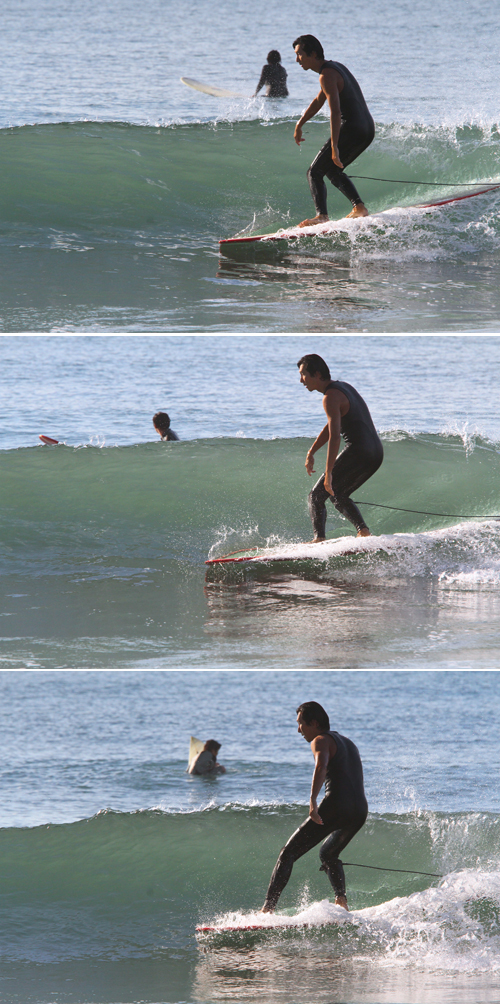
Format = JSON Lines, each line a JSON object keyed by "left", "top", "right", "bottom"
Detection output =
{"left": 309, "top": 380, "right": 383, "bottom": 536}
{"left": 255, "top": 63, "right": 288, "bottom": 97}
{"left": 263, "top": 731, "right": 368, "bottom": 911}
{"left": 308, "top": 60, "right": 375, "bottom": 212}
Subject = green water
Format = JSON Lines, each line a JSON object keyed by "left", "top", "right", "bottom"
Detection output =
{"left": 2, "top": 433, "right": 500, "bottom": 666}
{"left": 1, "top": 121, "right": 500, "bottom": 329}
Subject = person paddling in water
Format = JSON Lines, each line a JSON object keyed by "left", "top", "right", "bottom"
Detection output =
{"left": 292, "top": 34, "right": 375, "bottom": 225}
{"left": 298, "top": 353, "right": 383, "bottom": 541}
{"left": 254, "top": 50, "right": 289, "bottom": 98}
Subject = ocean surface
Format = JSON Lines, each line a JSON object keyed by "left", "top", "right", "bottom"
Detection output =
{"left": 1, "top": 0, "right": 500, "bottom": 330}
{"left": 0, "top": 669, "right": 499, "bottom": 1004}
{"left": 3, "top": 332, "right": 500, "bottom": 671}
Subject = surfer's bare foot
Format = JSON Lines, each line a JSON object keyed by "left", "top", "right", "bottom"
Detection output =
{"left": 357, "top": 528, "right": 371, "bottom": 537}
{"left": 310, "top": 536, "right": 326, "bottom": 543}
{"left": 260, "top": 905, "right": 273, "bottom": 913}
{"left": 346, "top": 203, "right": 369, "bottom": 219}
{"left": 335, "top": 895, "right": 349, "bottom": 910}
{"left": 298, "top": 214, "right": 329, "bottom": 228}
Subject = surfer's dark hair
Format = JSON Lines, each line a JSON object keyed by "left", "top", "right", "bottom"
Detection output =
{"left": 153, "top": 411, "right": 171, "bottom": 433}
{"left": 292, "top": 34, "right": 324, "bottom": 59}
{"left": 297, "top": 354, "right": 331, "bottom": 380}
{"left": 297, "top": 702, "right": 330, "bottom": 730}
{"left": 267, "top": 49, "right": 281, "bottom": 64}
{"left": 205, "top": 740, "right": 221, "bottom": 753}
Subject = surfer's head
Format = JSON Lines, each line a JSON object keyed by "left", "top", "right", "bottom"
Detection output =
{"left": 267, "top": 50, "right": 281, "bottom": 64}
{"left": 293, "top": 35, "right": 324, "bottom": 69}
{"left": 204, "top": 740, "right": 221, "bottom": 754}
{"left": 297, "top": 354, "right": 331, "bottom": 392}
{"left": 297, "top": 354, "right": 330, "bottom": 380}
{"left": 153, "top": 411, "right": 171, "bottom": 435}
{"left": 296, "top": 701, "right": 330, "bottom": 741}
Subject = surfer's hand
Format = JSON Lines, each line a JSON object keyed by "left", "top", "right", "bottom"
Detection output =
{"left": 305, "top": 451, "right": 315, "bottom": 475}
{"left": 332, "top": 146, "right": 343, "bottom": 168}
{"left": 324, "top": 473, "right": 334, "bottom": 495}
{"left": 294, "top": 124, "right": 304, "bottom": 145}
{"left": 309, "top": 803, "right": 324, "bottom": 825}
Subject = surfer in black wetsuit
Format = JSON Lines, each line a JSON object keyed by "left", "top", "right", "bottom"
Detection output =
{"left": 298, "top": 353, "right": 383, "bottom": 540}
{"left": 292, "top": 34, "right": 374, "bottom": 225}
{"left": 261, "top": 701, "right": 367, "bottom": 912}
{"left": 254, "top": 50, "right": 289, "bottom": 98}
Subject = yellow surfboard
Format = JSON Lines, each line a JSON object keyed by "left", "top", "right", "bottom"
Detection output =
{"left": 188, "top": 735, "right": 205, "bottom": 771}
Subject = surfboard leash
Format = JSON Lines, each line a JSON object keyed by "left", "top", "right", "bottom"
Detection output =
{"left": 353, "top": 500, "right": 500, "bottom": 520}
{"left": 343, "top": 861, "right": 443, "bottom": 878}
{"left": 348, "top": 175, "right": 500, "bottom": 188}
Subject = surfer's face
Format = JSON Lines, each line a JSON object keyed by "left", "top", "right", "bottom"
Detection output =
{"left": 297, "top": 712, "right": 318, "bottom": 742}
{"left": 295, "top": 45, "right": 311, "bottom": 70}
{"left": 294, "top": 45, "right": 314, "bottom": 70}
{"left": 299, "top": 363, "right": 316, "bottom": 391}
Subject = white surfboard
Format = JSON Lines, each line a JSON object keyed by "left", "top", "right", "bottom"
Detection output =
{"left": 219, "top": 184, "right": 500, "bottom": 247}
{"left": 196, "top": 913, "right": 343, "bottom": 934}
{"left": 181, "top": 77, "right": 248, "bottom": 99}
{"left": 188, "top": 735, "right": 205, "bottom": 771}
{"left": 206, "top": 536, "right": 380, "bottom": 565}
{"left": 205, "top": 523, "right": 484, "bottom": 566}
{"left": 196, "top": 901, "right": 349, "bottom": 935}
{"left": 196, "top": 918, "right": 341, "bottom": 934}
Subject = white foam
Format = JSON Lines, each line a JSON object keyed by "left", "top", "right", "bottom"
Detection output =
{"left": 356, "top": 869, "right": 500, "bottom": 972}
{"left": 253, "top": 521, "right": 496, "bottom": 561}
{"left": 200, "top": 898, "right": 350, "bottom": 932}
{"left": 202, "top": 870, "right": 500, "bottom": 973}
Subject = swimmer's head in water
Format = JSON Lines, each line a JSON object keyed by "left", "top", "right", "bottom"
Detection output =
{"left": 267, "top": 50, "right": 281, "bottom": 64}
{"left": 204, "top": 740, "right": 221, "bottom": 754}
{"left": 297, "top": 353, "right": 331, "bottom": 381}
{"left": 292, "top": 34, "right": 324, "bottom": 61}
{"left": 153, "top": 411, "right": 171, "bottom": 434}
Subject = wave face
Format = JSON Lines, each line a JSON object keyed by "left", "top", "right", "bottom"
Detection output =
{"left": 1, "top": 119, "right": 499, "bottom": 331}
{"left": 1, "top": 119, "right": 500, "bottom": 240}
{"left": 3, "top": 432, "right": 500, "bottom": 667}
{"left": 2, "top": 432, "right": 500, "bottom": 572}
{"left": 1, "top": 805, "right": 499, "bottom": 970}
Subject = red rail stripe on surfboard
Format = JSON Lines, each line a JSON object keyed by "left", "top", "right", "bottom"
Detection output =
{"left": 418, "top": 184, "right": 500, "bottom": 207}
{"left": 206, "top": 555, "right": 258, "bottom": 564}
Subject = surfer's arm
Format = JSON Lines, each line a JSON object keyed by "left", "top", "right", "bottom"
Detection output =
{"left": 323, "top": 391, "right": 345, "bottom": 494}
{"left": 294, "top": 90, "right": 327, "bottom": 145}
{"left": 320, "top": 70, "right": 343, "bottom": 168}
{"left": 305, "top": 424, "right": 329, "bottom": 475}
{"left": 254, "top": 66, "right": 267, "bottom": 96}
{"left": 309, "top": 736, "right": 330, "bottom": 823}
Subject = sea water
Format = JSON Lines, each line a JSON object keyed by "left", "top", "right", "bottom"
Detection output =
{"left": 1, "top": 0, "right": 500, "bottom": 330}
{"left": 0, "top": 669, "right": 499, "bottom": 1004}
{"left": 3, "top": 332, "right": 500, "bottom": 670}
